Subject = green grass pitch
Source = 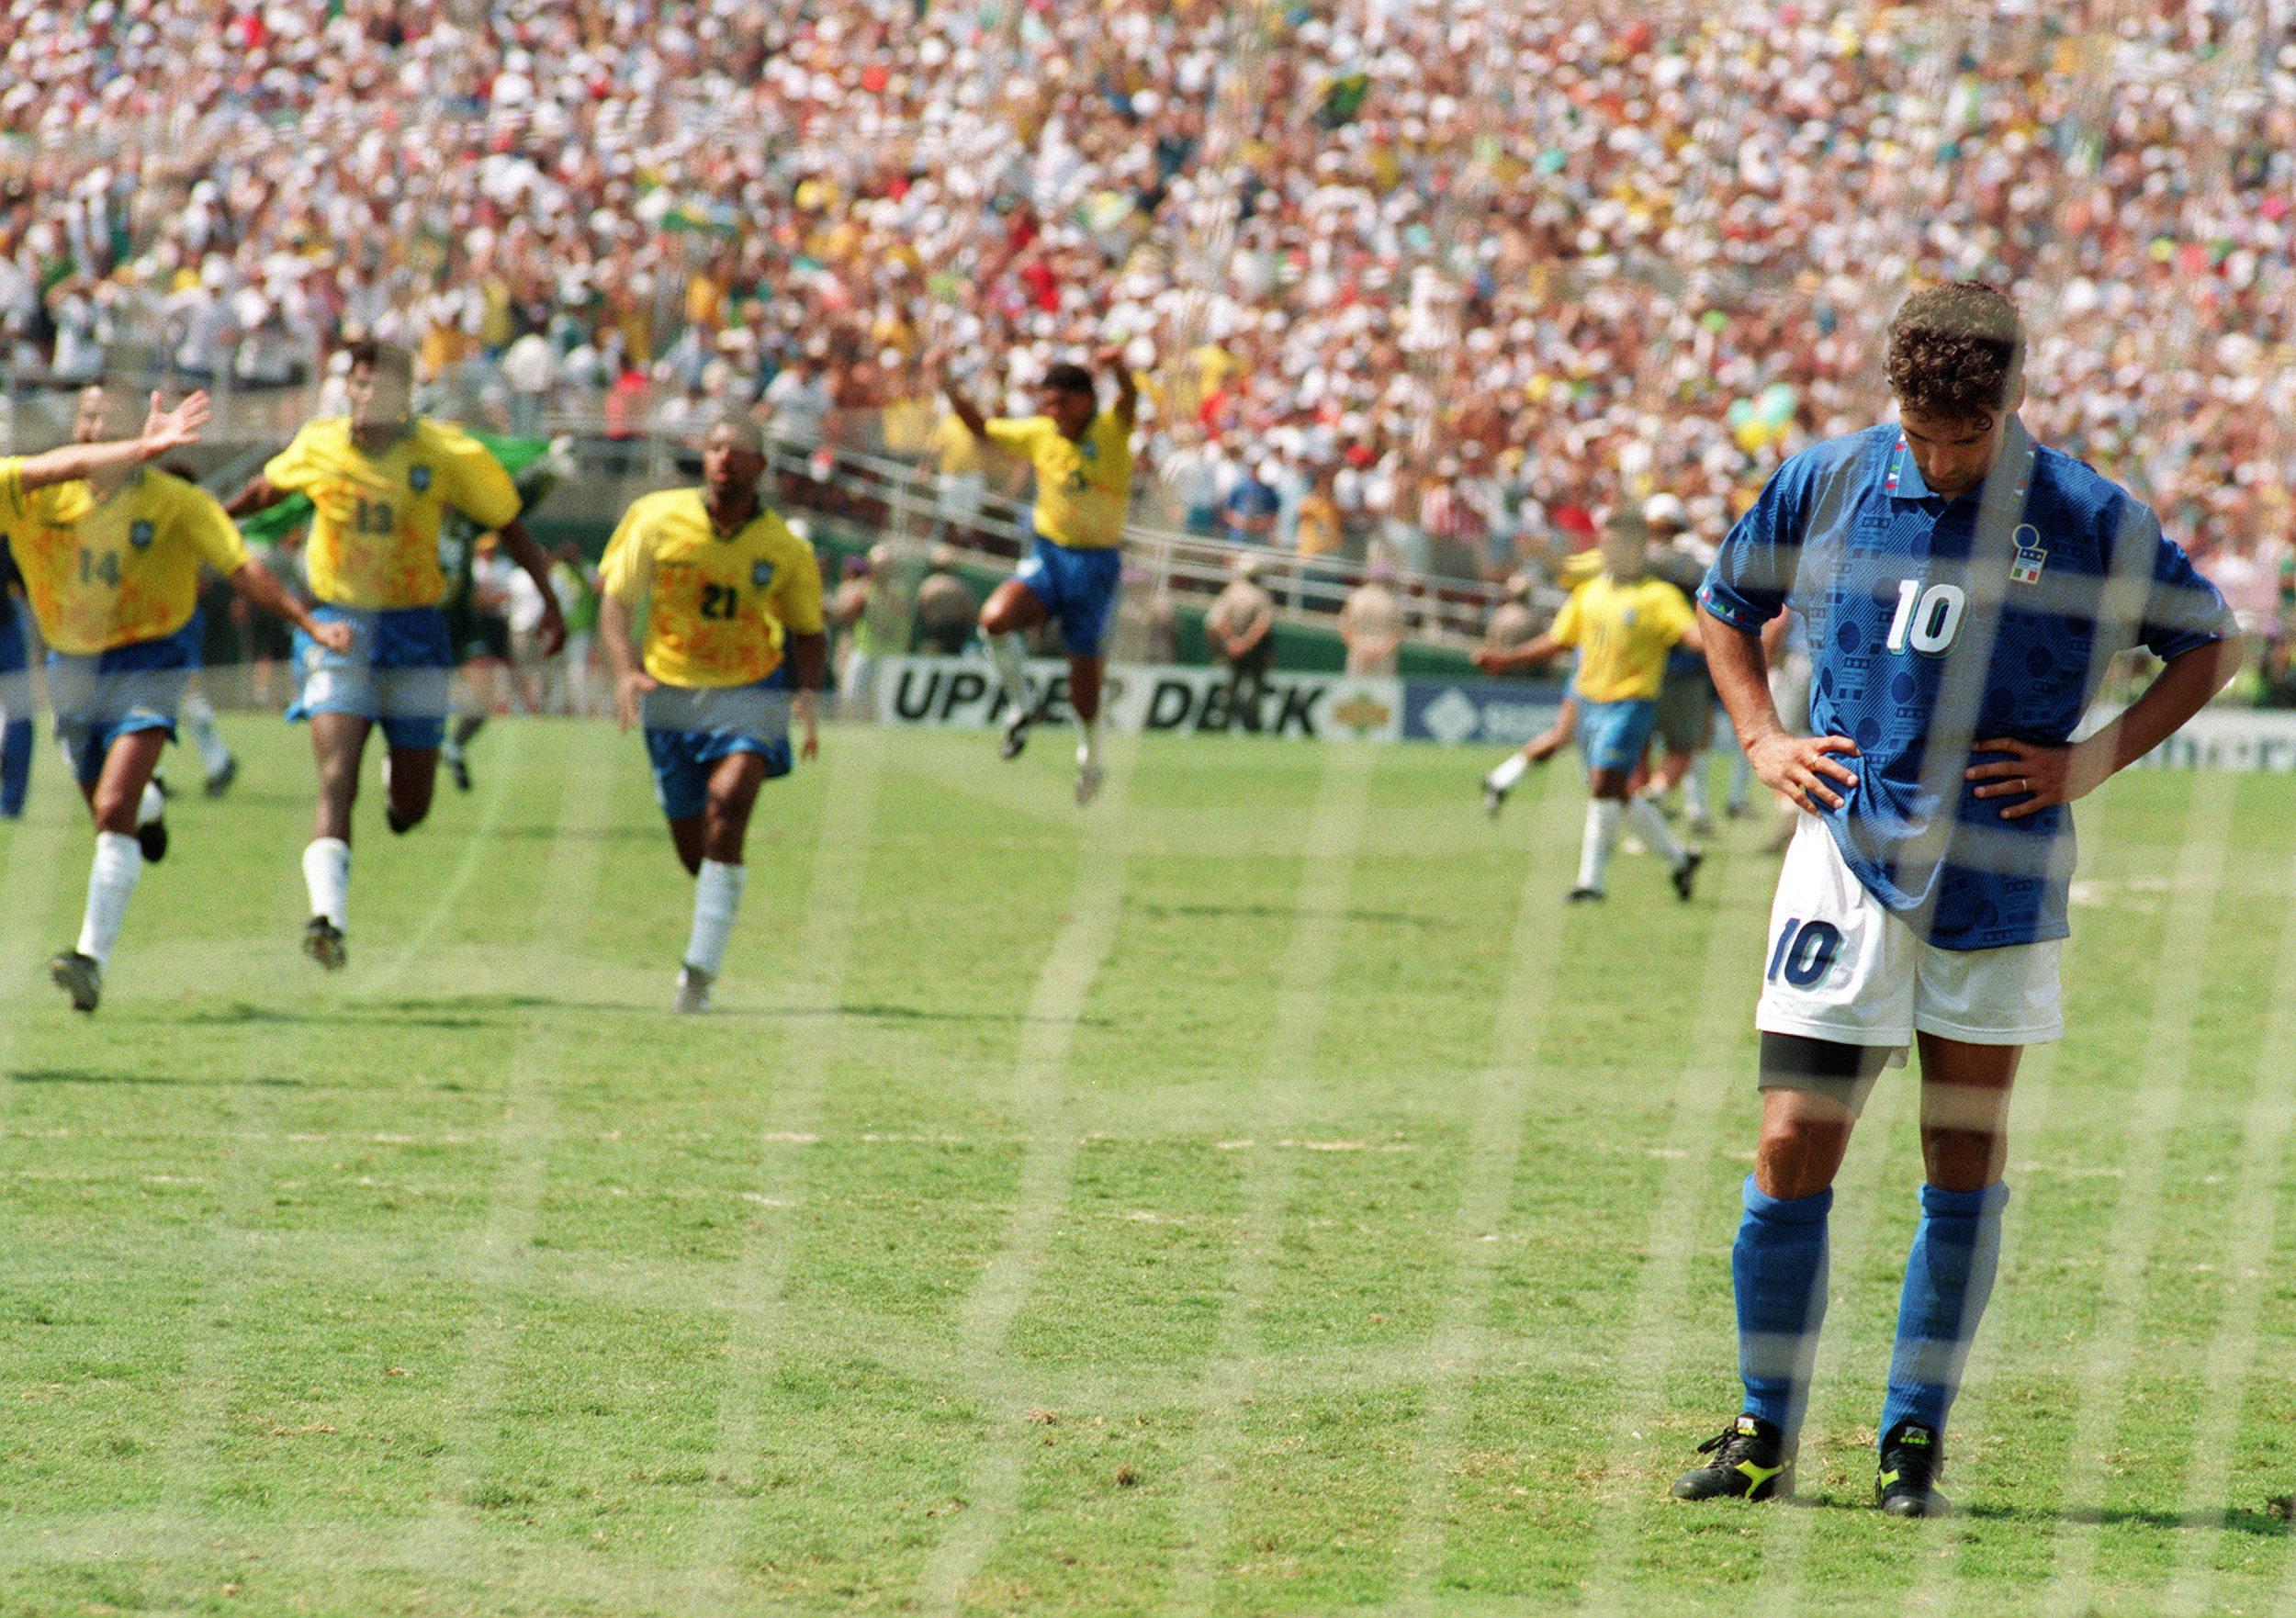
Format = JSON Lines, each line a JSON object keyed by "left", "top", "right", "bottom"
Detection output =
{"left": 4, "top": 714, "right": 2296, "bottom": 1615}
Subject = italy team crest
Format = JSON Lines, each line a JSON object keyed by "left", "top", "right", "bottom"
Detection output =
{"left": 129, "top": 520, "right": 155, "bottom": 549}
{"left": 2009, "top": 523, "right": 2046, "bottom": 586}
{"left": 409, "top": 465, "right": 433, "bottom": 493}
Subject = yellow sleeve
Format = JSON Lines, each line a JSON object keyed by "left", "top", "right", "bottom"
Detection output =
{"left": 984, "top": 417, "right": 1045, "bottom": 461}
{"left": 431, "top": 425, "right": 523, "bottom": 530}
{"left": 766, "top": 517, "right": 826, "bottom": 635}
{"left": 1548, "top": 586, "right": 1586, "bottom": 648}
{"left": 0, "top": 458, "right": 25, "bottom": 523}
{"left": 171, "top": 479, "right": 252, "bottom": 576}
{"left": 596, "top": 500, "right": 656, "bottom": 603}
{"left": 262, "top": 423, "right": 331, "bottom": 493}
{"left": 1649, "top": 584, "right": 1695, "bottom": 644}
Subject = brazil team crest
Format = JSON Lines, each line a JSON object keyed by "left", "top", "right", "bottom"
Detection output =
{"left": 751, "top": 560, "right": 775, "bottom": 588}
{"left": 129, "top": 520, "right": 155, "bottom": 549}
{"left": 409, "top": 465, "right": 433, "bottom": 493}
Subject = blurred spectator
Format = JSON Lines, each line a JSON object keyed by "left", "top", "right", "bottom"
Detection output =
{"left": 1204, "top": 551, "right": 1277, "bottom": 732}
{"left": 1221, "top": 456, "right": 1282, "bottom": 549}
{"left": 913, "top": 544, "right": 981, "bottom": 656}
{"left": 1339, "top": 558, "right": 1406, "bottom": 676}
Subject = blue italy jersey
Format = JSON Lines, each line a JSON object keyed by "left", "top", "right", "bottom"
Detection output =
{"left": 1701, "top": 419, "right": 2232, "bottom": 949}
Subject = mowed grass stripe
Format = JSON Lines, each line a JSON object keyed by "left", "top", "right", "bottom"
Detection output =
{"left": 1165, "top": 741, "right": 1376, "bottom": 1616}
{"left": 913, "top": 735, "right": 1140, "bottom": 1616}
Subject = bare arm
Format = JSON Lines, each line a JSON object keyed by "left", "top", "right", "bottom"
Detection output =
{"left": 16, "top": 392, "right": 210, "bottom": 493}
{"left": 928, "top": 348, "right": 990, "bottom": 441}
{"left": 222, "top": 473, "right": 287, "bottom": 519}
{"left": 1097, "top": 345, "right": 1138, "bottom": 430}
{"left": 600, "top": 591, "right": 650, "bottom": 731}
{"left": 493, "top": 516, "right": 567, "bottom": 657}
{"left": 1472, "top": 629, "right": 1563, "bottom": 675}
{"left": 785, "top": 628, "right": 827, "bottom": 761}
{"left": 1967, "top": 634, "right": 2250, "bottom": 817}
{"left": 226, "top": 560, "right": 350, "bottom": 650}
{"left": 1702, "top": 603, "right": 1861, "bottom": 812}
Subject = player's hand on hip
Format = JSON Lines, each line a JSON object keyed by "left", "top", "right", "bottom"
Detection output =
{"left": 1750, "top": 731, "right": 1861, "bottom": 813}
{"left": 614, "top": 670, "right": 656, "bottom": 732}
{"left": 1967, "top": 736, "right": 2103, "bottom": 818}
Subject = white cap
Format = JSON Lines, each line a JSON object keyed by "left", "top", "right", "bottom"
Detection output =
{"left": 1642, "top": 492, "right": 1689, "bottom": 530}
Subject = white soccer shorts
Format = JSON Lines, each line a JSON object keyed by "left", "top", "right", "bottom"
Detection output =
{"left": 1755, "top": 814, "right": 2064, "bottom": 1051}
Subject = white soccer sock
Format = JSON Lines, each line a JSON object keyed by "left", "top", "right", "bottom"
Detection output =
{"left": 76, "top": 831, "right": 142, "bottom": 967}
{"left": 138, "top": 780, "right": 165, "bottom": 827}
{"left": 989, "top": 632, "right": 1031, "bottom": 715}
{"left": 1577, "top": 798, "right": 1623, "bottom": 893}
{"left": 1626, "top": 792, "right": 1690, "bottom": 867}
{"left": 302, "top": 837, "right": 351, "bottom": 928}
{"left": 1682, "top": 753, "right": 1711, "bottom": 818}
{"left": 685, "top": 859, "right": 747, "bottom": 977}
{"left": 181, "top": 691, "right": 231, "bottom": 776}
{"left": 1489, "top": 750, "right": 1530, "bottom": 792}
{"left": 1077, "top": 714, "right": 1102, "bottom": 770}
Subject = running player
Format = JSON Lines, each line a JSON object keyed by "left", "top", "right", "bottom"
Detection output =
{"left": 1473, "top": 511, "right": 1705, "bottom": 901}
{"left": 0, "top": 388, "right": 346, "bottom": 1011}
{"left": 1676, "top": 281, "right": 2241, "bottom": 1516}
{"left": 223, "top": 341, "right": 564, "bottom": 971}
{"left": 598, "top": 413, "right": 825, "bottom": 1013}
{"left": 927, "top": 345, "right": 1135, "bottom": 804}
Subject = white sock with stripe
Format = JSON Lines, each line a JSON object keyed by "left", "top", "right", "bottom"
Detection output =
{"left": 686, "top": 859, "right": 746, "bottom": 976}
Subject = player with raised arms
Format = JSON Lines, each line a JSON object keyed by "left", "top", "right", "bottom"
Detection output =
{"left": 1675, "top": 281, "right": 2242, "bottom": 1515}
{"left": 598, "top": 412, "right": 825, "bottom": 1013}
{"left": 928, "top": 344, "right": 1135, "bottom": 804}
{"left": 224, "top": 340, "right": 564, "bottom": 972}
{"left": 1, "top": 386, "right": 346, "bottom": 1012}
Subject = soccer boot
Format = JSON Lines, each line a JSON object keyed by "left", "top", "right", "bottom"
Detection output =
{"left": 1876, "top": 1420, "right": 1949, "bottom": 1517}
{"left": 1481, "top": 776, "right": 1507, "bottom": 818}
{"left": 1671, "top": 848, "right": 1704, "bottom": 902}
{"left": 135, "top": 812, "right": 169, "bottom": 864}
{"left": 1566, "top": 886, "right": 1604, "bottom": 904}
{"left": 49, "top": 950, "right": 101, "bottom": 1014}
{"left": 303, "top": 916, "right": 347, "bottom": 972}
{"left": 1672, "top": 1414, "right": 1794, "bottom": 1501}
{"left": 998, "top": 710, "right": 1031, "bottom": 761}
{"left": 1075, "top": 761, "right": 1105, "bottom": 806}
{"left": 674, "top": 963, "right": 714, "bottom": 1013}
{"left": 202, "top": 754, "right": 238, "bottom": 799}
{"left": 443, "top": 743, "right": 473, "bottom": 792}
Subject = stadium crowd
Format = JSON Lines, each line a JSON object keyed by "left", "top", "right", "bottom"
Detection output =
{"left": 2, "top": 0, "right": 2294, "bottom": 638}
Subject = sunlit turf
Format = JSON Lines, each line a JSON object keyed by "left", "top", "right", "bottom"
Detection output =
{"left": 4, "top": 714, "right": 2296, "bottom": 1615}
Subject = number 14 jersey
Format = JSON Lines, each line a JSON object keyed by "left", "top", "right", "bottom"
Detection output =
{"left": 1701, "top": 419, "right": 2233, "bottom": 949}
{"left": 0, "top": 462, "right": 247, "bottom": 655}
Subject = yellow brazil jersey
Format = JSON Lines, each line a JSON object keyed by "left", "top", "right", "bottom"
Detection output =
{"left": 264, "top": 417, "right": 522, "bottom": 610}
{"left": 598, "top": 489, "right": 825, "bottom": 689}
{"left": 985, "top": 410, "right": 1132, "bottom": 550}
{"left": 1549, "top": 574, "right": 1695, "bottom": 702}
{"left": 0, "top": 460, "right": 247, "bottom": 655}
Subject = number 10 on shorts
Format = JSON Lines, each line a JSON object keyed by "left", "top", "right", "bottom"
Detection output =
{"left": 1767, "top": 917, "right": 1844, "bottom": 989}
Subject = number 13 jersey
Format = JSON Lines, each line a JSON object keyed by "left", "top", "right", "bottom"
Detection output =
{"left": 263, "top": 418, "right": 522, "bottom": 610}
{"left": 1701, "top": 419, "right": 2234, "bottom": 949}
{"left": 599, "top": 489, "right": 825, "bottom": 689}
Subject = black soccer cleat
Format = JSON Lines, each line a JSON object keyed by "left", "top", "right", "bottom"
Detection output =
{"left": 303, "top": 916, "right": 347, "bottom": 972}
{"left": 1671, "top": 848, "right": 1704, "bottom": 902}
{"left": 136, "top": 815, "right": 168, "bottom": 864}
{"left": 49, "top": 950, "right": 101, "bottom": 1014}
{"left": 386, "top": 803, "right": 411, "bottom": 836}
{"left": 1672, "top": 1414, "right": 1794, "bottom": 1501}
{"left": 1876, "top": 1420, "right": 1949, "bottom": 1517}
{"left": 443, "top": 745, "right": 473, "bottom": 792}
{"left": 1566, "top": 885, "right": 1604, "bottom": 904}
{"left": 1481, "top": 777, "right": 1507, "bottom": 818}
{"left": 203, "top": 755, "right": 238, "bottom": 799}
{"left": 998, "top": 711, "right": 1031, "bottom": 761}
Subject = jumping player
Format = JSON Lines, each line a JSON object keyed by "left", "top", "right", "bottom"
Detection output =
{"left": 1473, "top": 511, "right": 1705, "bottom": 902}
{"left": 224, "top": 341, "right": 564, "bottom": 971}
{"left": 928, "top": 345, "right": 1135, "bottom": 804}
{"left": 598, "top": 413, "right": 825, "bottom": 1013}
{"left": 0, "top": 388, "right": 346, "bottom": 1011}
{"left": 1676, "top": 281, "right": 2241, "bottom": 1515}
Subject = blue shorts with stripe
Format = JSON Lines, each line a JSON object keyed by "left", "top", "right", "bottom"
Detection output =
{"left": 644, "top": 665, "right": 794, "bottom": 823}
{"left": 287, "top": 604, "right": 455, "bottom": 750}
{"left": 49, "top": 616, "right": 201, "bottom": 785}
{"left": 1575, "top": 696, "right": 1659, "bottom": 776}
{"left": 1012, "top": 532, "right": 1122, "bottom": 657}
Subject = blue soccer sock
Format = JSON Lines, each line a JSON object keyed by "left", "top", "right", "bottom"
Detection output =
{"left": 1733, "top": 1174, "right": 1832, "bottom": 1439}
{"left": 0, "top": 716, "right": 29, "bottom": 816}
{"left": 1880, "top": 1181, "right": 2009, "bottom": 1444}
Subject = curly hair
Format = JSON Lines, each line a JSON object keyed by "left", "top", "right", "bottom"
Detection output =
{"left": 1885, "top": 281, "right": 2024, "bottom": 422}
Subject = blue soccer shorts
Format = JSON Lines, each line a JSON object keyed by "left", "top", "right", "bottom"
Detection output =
{"left": 642, "top": 667, "right": 794, "bottom": 823}
{"left": 1576, "top": 695, "right": 1660, "bottom": 776}
{"left": 1012, "top": 533, "right": 1122, "bottom": 657}
{"left": 287, "top": 604, "right": 455, "bottom": 750}
{"left": 48, "top": 617, "right": 200, "bottom": 785}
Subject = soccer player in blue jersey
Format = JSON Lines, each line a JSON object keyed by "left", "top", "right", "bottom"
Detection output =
{"left": 1674, "top": 281, "right": 2243, "bottom": 1516}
